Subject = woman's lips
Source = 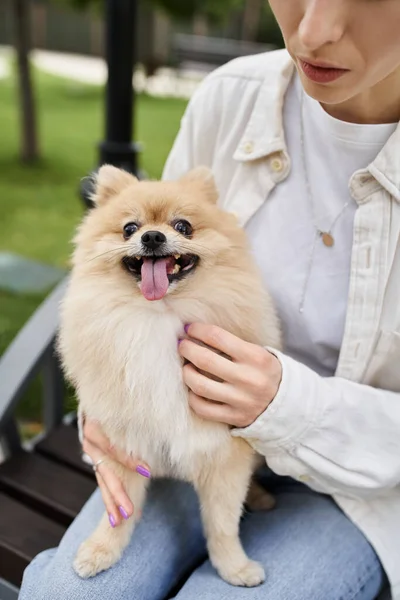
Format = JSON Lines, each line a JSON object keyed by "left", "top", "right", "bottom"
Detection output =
{"left": 298, "top": 58, "right": 349, "bottom": 83}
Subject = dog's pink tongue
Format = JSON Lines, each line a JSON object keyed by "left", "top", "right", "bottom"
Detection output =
{"left": 140, "top": 258, "right": 169, "bottom": 301}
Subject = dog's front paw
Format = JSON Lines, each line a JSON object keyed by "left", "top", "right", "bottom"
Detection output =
{"left": 219, "top": 559, "right": 265, "bottom": 587}
{"left": 73, "top": 539, "right": 120, "bottom": 579}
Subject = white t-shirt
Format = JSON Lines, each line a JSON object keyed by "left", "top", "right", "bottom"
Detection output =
{"left": 246, "top": 74, "right": 397, "bottom": 377}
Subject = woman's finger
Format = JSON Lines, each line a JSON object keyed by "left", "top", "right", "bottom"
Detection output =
{"left": 84, "top": 419, "right": 112, "bottom": 454}
{"left": 179, "top": 339, "right": 239, "bottom": 383}
{"left": 83, "top": 435, "right": 122, "bottom": 526}
{"left": 84, "top": 418, "right": 151, "bottom": 478}
{"left": 183, "top": 363, "right": 240, "bottom": 405}
{"left": 108, "top": 444, "right": 152, "bottom": 478}
{"left": 188, "top": 391, "right": 237, "bottom": 425}
{"left": 185, "top": 323, "right": 251, "bottom": 362}
{"left": 94, "top": 471, "right": 121, "bottom": 528}
{"left": 83, "top": 437, "right": 134, "bottom": 522}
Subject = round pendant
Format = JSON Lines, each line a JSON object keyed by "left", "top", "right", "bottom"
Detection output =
{"left": 321, "top": 232, "right": 334, "bottom": 247}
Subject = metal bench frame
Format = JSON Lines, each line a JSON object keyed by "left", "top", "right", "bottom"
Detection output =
{"left": 0, "top": 279, "right": 68, "bottom": 461}
{"left": 0, "top": 278, "right": 68, "bottom": 456}
{"left": 0, "top": 577, "right": 19, "bottom": 600}
{"left": 0, "top": 279, "right": 68, "bottom": 598}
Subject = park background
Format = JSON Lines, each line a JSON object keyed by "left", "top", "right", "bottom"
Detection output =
{"left": 0, "top": 0, "right": 282, "bottom": 433}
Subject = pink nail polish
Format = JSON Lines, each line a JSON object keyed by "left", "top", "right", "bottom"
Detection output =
{"left": 109, "top": 513, "right": 116, "bottom": 528}
{"left": 136, "top": 465, "right": 151, "bottom": 478}
{"left": 184, "top": 324, "right": 191, "bottom": 334}
{"left": 178, "top": 339, "right": 183, "bottom": 346}
{"left": 119, "top": 506, "right": 129, "bottom": 520}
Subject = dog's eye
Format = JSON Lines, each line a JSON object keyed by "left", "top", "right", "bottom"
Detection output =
{"left": 173, "top": 220, "right": 193, "bottom": 237}
{"left": 123, "top": 222, "right": 139, "bottom": 239}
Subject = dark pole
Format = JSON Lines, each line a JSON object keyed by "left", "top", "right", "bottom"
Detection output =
{"left": 80, "top": 0, "right": 140, "bottom": 208}
{"left": 99, "top": 0, "right": 140, "bottom": 172}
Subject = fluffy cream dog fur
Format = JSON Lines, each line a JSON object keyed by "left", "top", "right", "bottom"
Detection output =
{"left": 58, "top": 165, "right": 281, "bottom": 587}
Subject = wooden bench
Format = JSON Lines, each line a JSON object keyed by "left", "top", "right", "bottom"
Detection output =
{"left": 0, "top": 279, "right": 97, "bottom": 598}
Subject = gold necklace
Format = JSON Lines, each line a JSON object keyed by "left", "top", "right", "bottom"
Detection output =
{"left": 299, "top": 90, "right": 350, "bottom": 313}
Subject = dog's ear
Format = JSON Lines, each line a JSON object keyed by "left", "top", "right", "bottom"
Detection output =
{"left": 180, "top": 166, "right": 218, "bottom": 204}
{"left": 90, "top": 165, "right": 138, "bottom": 206}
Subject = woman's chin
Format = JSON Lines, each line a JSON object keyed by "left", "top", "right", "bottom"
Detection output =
{"left": 297, "top": 70, "right": 355, "bottom": 106}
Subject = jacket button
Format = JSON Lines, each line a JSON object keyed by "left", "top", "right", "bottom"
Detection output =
{"left": 270, "top": 157, "right": 284, "bottom": 172}
{"left": 242, "top": 141, "right": 254, "bottom": 154}
{"left": 298, "top": 474, "right": 311, "bottom": 482}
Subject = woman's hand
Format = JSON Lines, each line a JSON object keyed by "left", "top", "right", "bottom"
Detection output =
{"left": 179, "top": 323, "right": 282, "bottom": 428}
{"left": 82, "top": 418, "right": 151, "bottom": 527}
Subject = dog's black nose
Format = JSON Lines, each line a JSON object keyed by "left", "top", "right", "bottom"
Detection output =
{"left": 141, "top": 230, "right": 167, "bottom": 250}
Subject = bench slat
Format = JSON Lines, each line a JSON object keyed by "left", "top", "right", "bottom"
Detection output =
{"left": 0, "top": 493, "right": 65, "bottom": 587}
{"left": 36, "top": 424, "right": 94, "bottom": 479}
{"left": 0, "top": 451, "right": 96, "bottom": 527}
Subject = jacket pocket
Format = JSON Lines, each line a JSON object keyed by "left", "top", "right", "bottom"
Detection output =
{"left": 364, "top": 330, "right": 400, "bottom": 392}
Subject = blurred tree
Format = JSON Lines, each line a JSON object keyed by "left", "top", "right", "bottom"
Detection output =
{"left": 12, "top": 0, "right": 40, "bottom": 162}
{"left": 241, "top": 0, "right": 263, "bottom": 41}
{"left": 257, "top": 4, "right": 284, "bottom": 48}
{"left": 12, "top": 0, "right": 265, "bottom": 166}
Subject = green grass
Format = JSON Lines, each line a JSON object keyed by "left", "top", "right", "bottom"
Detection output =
{"left": 0, "top": 65, "right": 187, "bottom": 424}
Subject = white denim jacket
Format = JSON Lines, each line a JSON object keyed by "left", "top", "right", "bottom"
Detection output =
{"left": 163, "top": 49, "right": 400, "bottom": 598}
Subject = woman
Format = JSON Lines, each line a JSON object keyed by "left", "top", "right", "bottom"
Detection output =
{"left": 20, "top": 1, "right": 400, "bottom": 599}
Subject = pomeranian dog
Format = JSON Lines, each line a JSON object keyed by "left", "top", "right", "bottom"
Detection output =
{"left": 58, "top": 165, "right": 282, "bottom": 587}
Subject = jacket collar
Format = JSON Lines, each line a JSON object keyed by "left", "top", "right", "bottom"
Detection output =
{"left": 233, "top": 50, "right": 294, "bottom": 162}
{"left": 369, "top": 124, "right": 400, "bottom": 203}
{"left": 233, "top": 49, "right": 400, "bottom": 204}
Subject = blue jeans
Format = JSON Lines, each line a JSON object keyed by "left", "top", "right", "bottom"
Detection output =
{"left": 19, "top": 469, "right": 386, "bottom": 600}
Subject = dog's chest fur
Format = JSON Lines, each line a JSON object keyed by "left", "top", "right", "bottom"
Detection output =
{"left": 78, "top": 304, "right": 231, "bottom": 479}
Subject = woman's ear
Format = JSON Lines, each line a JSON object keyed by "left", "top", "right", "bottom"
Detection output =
{"left": 179, "top": 166, "right": 219, "bottom": 204}
{"left": 91, "top": 165, "right": 138, "bottom": 206}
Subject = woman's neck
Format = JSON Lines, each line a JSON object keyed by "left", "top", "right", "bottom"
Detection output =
{"left": 321, "top": 66, "right": 400, "bottom": 125}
